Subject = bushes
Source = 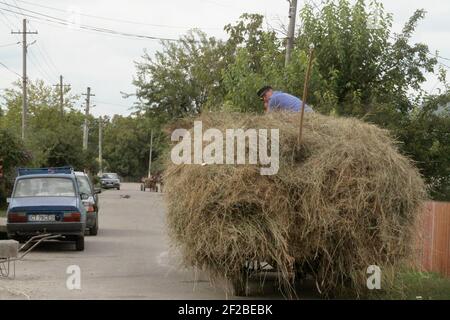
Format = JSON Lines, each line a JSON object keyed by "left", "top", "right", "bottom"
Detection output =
{"left": 0, "top": 128, "right": 31, "bottom": 207}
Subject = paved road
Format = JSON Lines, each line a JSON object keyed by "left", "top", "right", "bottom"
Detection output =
{"left": 0, "top": 183, "right": 295, "bottom": 300}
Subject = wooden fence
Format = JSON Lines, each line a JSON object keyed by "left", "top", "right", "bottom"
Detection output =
{"left": 417, "top": 201, "right": 450, "bottom": 277}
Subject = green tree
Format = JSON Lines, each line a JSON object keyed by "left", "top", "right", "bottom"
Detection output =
{"left": 0, "top": 80, "right": 97, "bottom": 172}
{"left": 102, "top": 115, "right": 165, "bottom": 179}
{"left": 397, "top": 90, "right": 450, "bottom": 200}
{"left": 134, "top": 30, "right": 227, "bottom": 122}
{"left": 0, "top": 128, "right": 31, "bottom": 207}
{"left": 131, "top": 1, "right": 448, "bottom": 198}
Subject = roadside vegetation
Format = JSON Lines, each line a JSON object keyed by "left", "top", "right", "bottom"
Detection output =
{"left": 1, "top": 0, "right": 449, "bottom": 202}
{"left": 0, "top": 0, "right": 449, "bottom": 296}
{"left": 368, "top": 271, "right": 450, "bottom": 300}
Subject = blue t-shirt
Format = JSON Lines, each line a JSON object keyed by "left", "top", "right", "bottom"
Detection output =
{"left": 268, "top": 91, "right": 313, "bottom": 112}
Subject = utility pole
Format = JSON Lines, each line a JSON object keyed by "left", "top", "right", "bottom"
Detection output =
{"left": 12, "top": 19, "right": 37, "bottom": 140}
{"left": 82, "top": 87, "right": 95, "bottom": 150}
{"left": 285, "top": 0, "right": 298, "bottom": 67}
{"left": 148, "top": 130, "right": 153, "bottom": 178}
{"left": 98, "top": 116, "right": 103, "bottom": 175}
{"left": 53, "top": 75, "right": 70, "bottom": 117}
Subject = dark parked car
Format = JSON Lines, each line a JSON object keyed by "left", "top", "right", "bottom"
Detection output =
{"left": 100, "top": 173, "right": 120, "bottom": 190}
{"left": 75, "top": 171, "right": 101, "bottom": 236}
{"left": 6, "top": 167, "right": 87, "bottom": 251}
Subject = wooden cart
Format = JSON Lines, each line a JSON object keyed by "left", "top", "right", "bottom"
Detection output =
{"left": 140, "top": 174, "right": 163, "bottom": 192}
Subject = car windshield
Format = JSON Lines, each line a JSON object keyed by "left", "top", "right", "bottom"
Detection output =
{"left": 77, "top": 176, "right": 92, "bottom": 195}
{"left": 103, "top": 174, "right": 118, "bottom": 179}
{"left": 14, "top": 177, "right": 76, "bottom": 197}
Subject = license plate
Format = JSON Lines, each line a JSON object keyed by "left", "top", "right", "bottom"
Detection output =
{"left": 29, "top": 214, "right": 56, "bottom": 222}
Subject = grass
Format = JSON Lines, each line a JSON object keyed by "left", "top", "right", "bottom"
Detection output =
{"left": 367, "top": 271, "right": 450, "bottom": 300}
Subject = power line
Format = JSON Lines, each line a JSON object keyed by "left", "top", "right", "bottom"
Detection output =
{"left": 0, "top": 4, "right": 18, "bottom": 31}
{"left": 0, "top": 40, "right": 19, "bottom": 47}
{"left": 2, "top": 0, "right": 54, "bottom": 83}
{"left": 436, "top": 55, "right": 450, "bottom": 62}
{"left": 10, "top": 0, "right": 60, "bottom": 77}
{"left": 34, "top": 41, "right": 60, "bottom": 77}
{"left": 28, "top": 49, "right": 53, "bottom": 82}
{"left": 0, "top": 8, "right": 22, "bottom": 79}
{"left": 92, "top": 99, "right": 133, "bottom": 109}
{"left": 388, "top": 33, "right": 450, "bottom": 70}
{"left": 0, "top": 4, "right": 184, "bottom": 42}
{"left": 0, "top": 60, "right": 21, "bottom": 77}
{"left": 4, "top": 0, "right": 59, "bottom": 80}
{"left": 1, "top": 10, "right": 150, "bottom": 43}
{"left": 14, "top": 0, "right": 223, "bottom": 30}
{"left": 436, "top": 60, "right": 450, "bottom": 69}
{"left": 428, "top": 53, "right": 450, "bottom": 69}
{"left": 28, "top": 37, "right": 60, "bottom": 79}
{"left": 308, "top": 0, "right": 322, "bottom": 12}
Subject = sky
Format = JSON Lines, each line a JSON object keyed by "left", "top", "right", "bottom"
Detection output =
{"left": 0, "top": 0, "right": 449, "bottom": 118}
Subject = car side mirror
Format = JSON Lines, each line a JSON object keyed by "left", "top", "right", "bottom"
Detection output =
{"left": 6, "top": 198, "right": 11, "bottom": 203}
{"left": 94, "top": 188, "right": 102, "bottom": 194}
{"left": 80, "top": 193, "right": 89, "bottom": 200}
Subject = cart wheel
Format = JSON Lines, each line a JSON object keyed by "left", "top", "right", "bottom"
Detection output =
{"left": 75, "top": 236, "right": 85, "bottom": 251}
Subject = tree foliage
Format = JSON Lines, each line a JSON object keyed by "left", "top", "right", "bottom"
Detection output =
{"left": 0, "top": 0, "right": 448, "bottom": 199}
{"left": 0, "top": 80, "right": 96, "bottom": 172}
{"left": 133, "top": 0, "right": 449, "bottom": 200}
{"left": 102, "top": 114, "right": 166, "bottom": 179}
{"left": 0, "top": 128, "right": 30, "bottom": 207}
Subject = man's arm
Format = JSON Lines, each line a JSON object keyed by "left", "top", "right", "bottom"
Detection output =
{"left": 268, "top": 95, "right": 279, "bottom": 110}
{"left": 264, "top": 101, "right": 269, "bottom": 113}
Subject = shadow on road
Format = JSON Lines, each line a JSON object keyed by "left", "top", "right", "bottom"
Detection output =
{"left": 97, "top": 228, "right": 150, "bottom": 238}
{"left": 25, "top": 240, "right": 77, "bottom": 252}
{"left": 238, "top": 273, "right": 323, "bottom": 300}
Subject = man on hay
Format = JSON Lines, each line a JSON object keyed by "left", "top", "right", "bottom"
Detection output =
{"left": 257, "top": 85, "right": 314, "bottom": 113}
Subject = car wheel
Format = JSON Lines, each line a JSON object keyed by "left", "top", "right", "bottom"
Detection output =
{"left": 75, "top": 236, "right": 85, "bottom": 251}
{"left": 90, "top": 221, "right": 98, "bottom": 236}
{"left": 117, "top": 187, "right": 120, "bottom": 190}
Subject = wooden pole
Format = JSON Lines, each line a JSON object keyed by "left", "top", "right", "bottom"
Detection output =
{"left": 298, "top": 44, "right": 315, "bottom": 147}
{"left": 148, "top": 130, "right": 153, "bottom": 178}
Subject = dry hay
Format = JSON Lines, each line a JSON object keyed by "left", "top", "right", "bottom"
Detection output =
{"left": 164, "top": 111, "right": 427, "bottom": 297}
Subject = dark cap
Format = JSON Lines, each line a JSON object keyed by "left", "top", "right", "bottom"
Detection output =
{"left": 257, "top": 85, "right": 272, "bottom": 98}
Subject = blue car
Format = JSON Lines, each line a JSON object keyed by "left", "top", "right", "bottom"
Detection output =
{"left": 6, "top": 167, "right": 87, "bottom": 251}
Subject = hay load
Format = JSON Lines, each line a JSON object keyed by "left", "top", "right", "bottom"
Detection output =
{"left": 164, "top": 111, "right": 426, "bottom": 297}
